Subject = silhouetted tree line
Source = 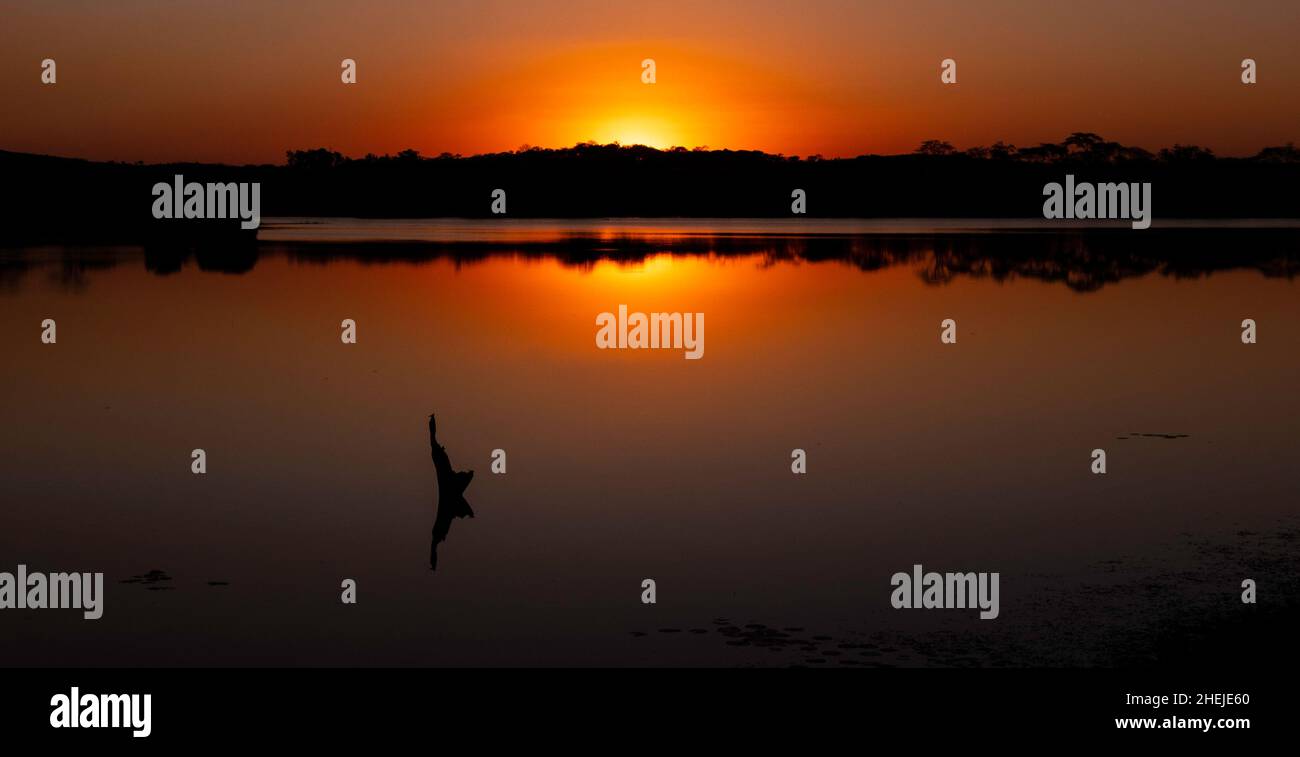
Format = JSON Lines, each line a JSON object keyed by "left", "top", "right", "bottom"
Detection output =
{"left": 2, "top": 133, "right": 1297, "bottom": 242}
{"left": 909, "top": 132, "right": 1297, "bottom": 163}
{"left": 268, "top": 133, "right": 1299, "bottom": 219}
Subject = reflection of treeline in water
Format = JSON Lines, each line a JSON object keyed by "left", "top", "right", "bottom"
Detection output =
{"left": 2, "top": 133, "right": 1298, "bottom": 242}
{"left": 5, "top": 228, "right": 1297, "bottom": 294}
{"left": 272, "top": 227, "right": 1300, "bottom": 292}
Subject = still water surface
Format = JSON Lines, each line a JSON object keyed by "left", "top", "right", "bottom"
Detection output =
{"left": 2, "top": 220, "right": 1296, "bottom": 666}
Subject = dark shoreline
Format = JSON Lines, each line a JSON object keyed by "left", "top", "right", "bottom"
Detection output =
{"left": 5, "top": 138, "right": 1299, "bottom": 244}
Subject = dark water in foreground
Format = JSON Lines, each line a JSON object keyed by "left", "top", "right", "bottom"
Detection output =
{"left": 2, "top": 221, "right": 1297, "bottom": 666}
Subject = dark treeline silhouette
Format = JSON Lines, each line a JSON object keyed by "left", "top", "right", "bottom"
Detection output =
{"left": 5, "top": 227, "right": 1297, "bottom": 294}
{"left": 2, "top": 133, "right": 1298, "bottom": 242}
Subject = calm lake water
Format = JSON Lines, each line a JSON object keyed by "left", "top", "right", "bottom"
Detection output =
{"left": 2, "top": 219, "right": 1298, "bottom": 666}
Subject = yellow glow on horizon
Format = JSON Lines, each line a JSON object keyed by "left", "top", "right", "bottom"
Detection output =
{"left": 592, "top": 116, "right": 684, "bottom": 150}
{"left": 424, "top": 42, "right": 843, "bottom": 156}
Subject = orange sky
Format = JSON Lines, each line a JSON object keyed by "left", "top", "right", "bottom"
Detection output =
{"left": 2, "top": 0, "right": 1297, "bottom": 163}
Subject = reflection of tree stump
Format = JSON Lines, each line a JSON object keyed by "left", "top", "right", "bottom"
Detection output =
{"left": 429, "top": 414, "right": 474, "bottom": 571}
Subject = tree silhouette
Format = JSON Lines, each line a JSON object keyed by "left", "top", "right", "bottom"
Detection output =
{"left": 915, "top": 140, "right": 957, "bottom": 156}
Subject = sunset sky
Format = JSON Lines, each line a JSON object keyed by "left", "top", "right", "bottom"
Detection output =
{"left": 2, "top": 0, "right": 1297, "bottom": 164}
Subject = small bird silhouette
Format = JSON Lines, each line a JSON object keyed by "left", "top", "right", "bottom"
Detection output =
{"left": 428, "top": 413, "right": 474, "bottom": 571}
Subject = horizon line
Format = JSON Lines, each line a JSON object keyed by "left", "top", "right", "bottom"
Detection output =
{"left": 7, "top": 133, "right": 1299, "bottom": 168}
